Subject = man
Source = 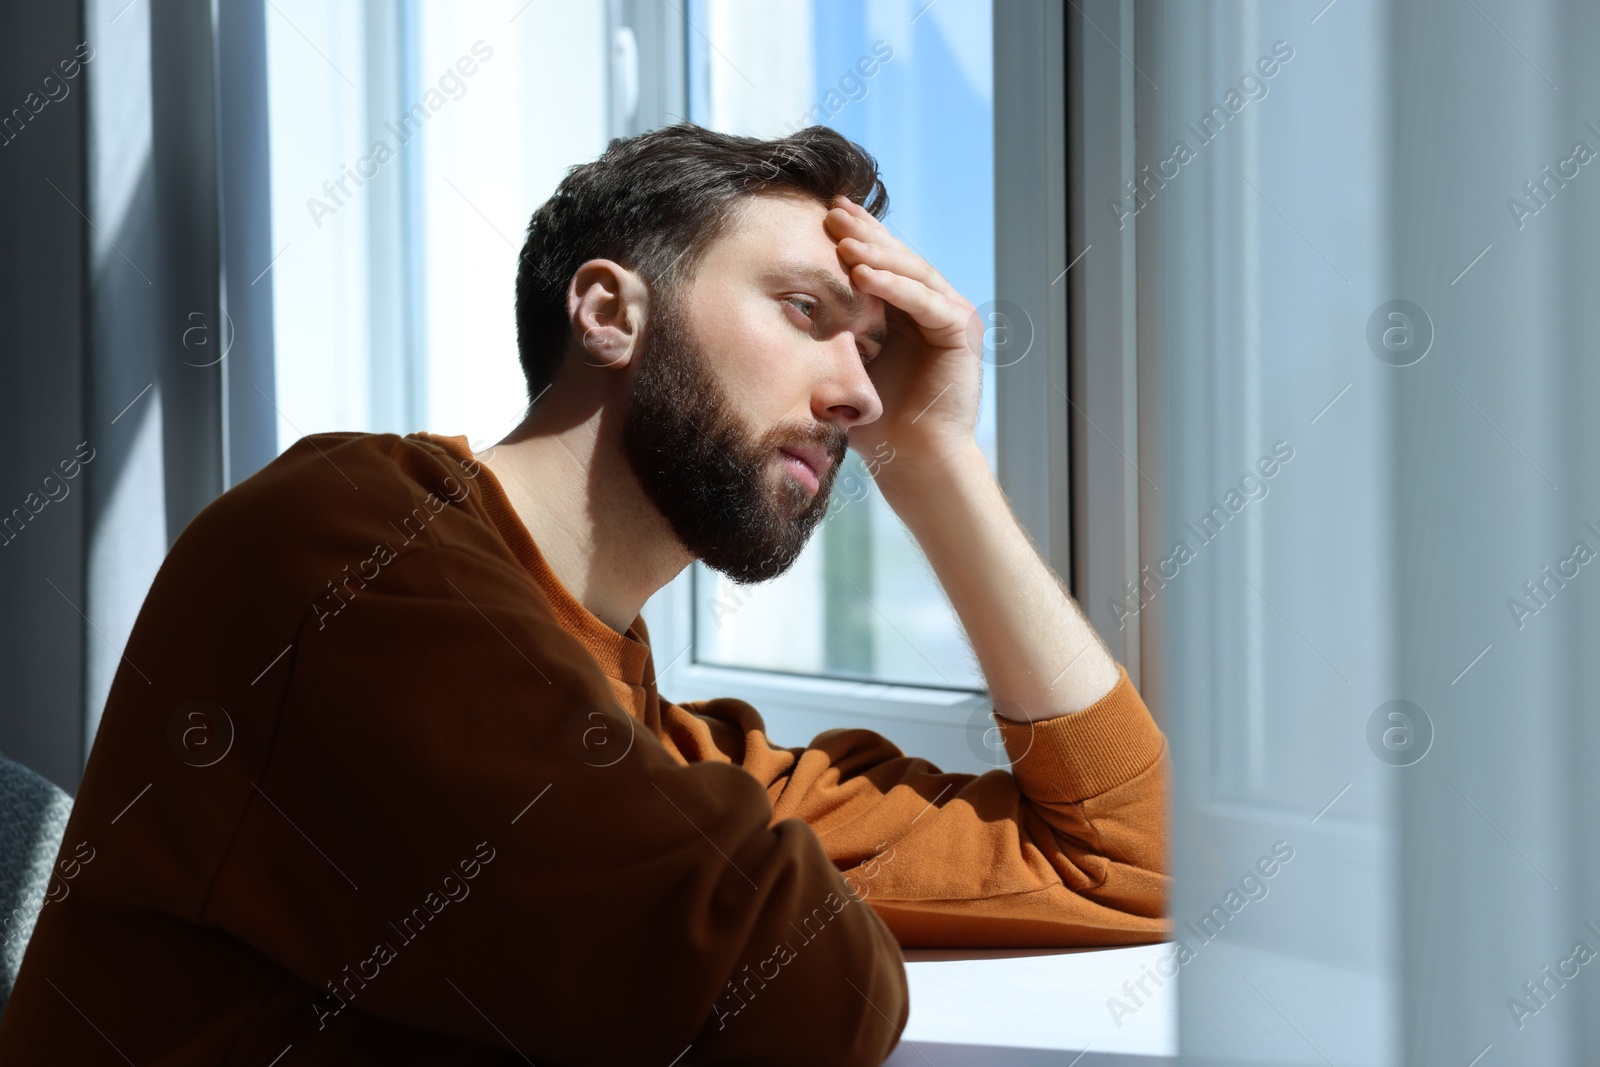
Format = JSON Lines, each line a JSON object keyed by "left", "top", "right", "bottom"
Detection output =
{"left": 0, "top": 123, "right": 1168, "bottom": 1066}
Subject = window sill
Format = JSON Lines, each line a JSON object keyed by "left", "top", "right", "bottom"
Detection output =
{"left": 658, "top": 661, "right": 988, "bottom": 727}
{"left": 885, "top": 943, "right": 1176, "bottom": 1065}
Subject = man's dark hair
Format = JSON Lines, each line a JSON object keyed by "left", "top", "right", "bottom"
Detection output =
{"left": 513, "top": 121, "right": 889, "bottom": 407}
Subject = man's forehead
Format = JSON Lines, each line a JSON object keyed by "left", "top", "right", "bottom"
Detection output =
{"left": 722, "top": 194, "right": 836, "bottom": 264}
{"left": 728, "top": 194, "right": 889, "bottom": 343}
{"left": 735, "top": 187, "right": 832, "bottom": 231}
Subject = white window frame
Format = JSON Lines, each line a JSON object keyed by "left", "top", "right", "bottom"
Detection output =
{"left": 626, "top": 0, "right": 1080, "bottom": 766}
{"left": 1065, "top": 0, "right": 1144, "bottom": 689}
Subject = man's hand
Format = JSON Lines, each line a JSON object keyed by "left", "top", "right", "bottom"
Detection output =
{"left": 824, "top": 195, "right": 984, "bottom": 484}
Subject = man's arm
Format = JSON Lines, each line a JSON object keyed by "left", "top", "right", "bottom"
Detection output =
{"left": 205, "top": 543, "right": 908, "bottom": 1066}
{"left": 668, "top": 193, "right": 1171, "bottom": 949}
{"left": 670, "top": 447, "right": 1169, "bottom": 947}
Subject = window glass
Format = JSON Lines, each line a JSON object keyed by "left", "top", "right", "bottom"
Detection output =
{"left": 687, "top": 0, "right": 995, "bottom": 690}
{"left": 414, "top": 0, "right": 609, "bottom": 450}
{"left": 265, "top": 0, "right": 609, "bottom": 456}
{"left": 264, "top": 2, "right": 374, "bottom": 447}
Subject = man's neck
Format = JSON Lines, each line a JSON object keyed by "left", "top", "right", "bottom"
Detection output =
{"left": 475, "top": 411, "right": 691, "bottom": 637}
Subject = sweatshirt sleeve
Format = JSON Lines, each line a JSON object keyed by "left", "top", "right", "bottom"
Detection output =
{"left": 674, "top": 668, "right": 1170, "bottom": 949}
{"left": 203, "top": 544, "right": 908, "bottom": 1066}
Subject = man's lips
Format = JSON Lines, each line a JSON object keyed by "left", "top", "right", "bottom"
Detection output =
{"left": 778, "top": 445, "right": 831, "bottom": 495}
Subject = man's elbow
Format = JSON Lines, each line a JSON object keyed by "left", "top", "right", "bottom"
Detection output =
{"left": 690, "top": 903, "right": 909, "bottom": 1065}
{"left": 839, "top": 949, "right": 910, "bottom": 1066}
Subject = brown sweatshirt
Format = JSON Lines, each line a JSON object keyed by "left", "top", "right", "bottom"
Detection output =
{"left": 0, "top": 431, "right": 1169, "bottom": 1066}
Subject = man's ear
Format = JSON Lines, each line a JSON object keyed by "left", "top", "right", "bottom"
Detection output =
{"left": 567, "top": 259, "right": 650, "bottom": 371}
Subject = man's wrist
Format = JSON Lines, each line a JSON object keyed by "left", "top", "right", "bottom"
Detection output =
{"left": 992, "top": 635, "right": 1122, "bottom": 723}
{"left": 872, "top": 438, "right": 991, "bottom": 518}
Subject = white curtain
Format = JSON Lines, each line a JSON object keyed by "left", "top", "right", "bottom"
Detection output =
{"left": 1079, "top": 0, "right": 1600, "bottom": 1062}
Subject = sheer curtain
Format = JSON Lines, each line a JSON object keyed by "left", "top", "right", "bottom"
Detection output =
{"left": 0, "top": 3, "right": 91, "bottom": 792}
{"left": 1086, "top": 0, "right": 1600, "bottom": 1062}
{"left": 1135, "top": 1, "right": 1397, "bottom": 1060}
{"left": 1390, "top": 1, "right": 1600, "bottom": 1062}
{"left": 0, "top": 0, "right": 276, "bottom": 791}
{"left": 80, "top": 0, "right": 277, "bottom": 754}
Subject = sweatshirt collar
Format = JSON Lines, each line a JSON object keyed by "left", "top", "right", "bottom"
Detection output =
{"left": 411, "top": 432, "right": 652, "bottom": 688}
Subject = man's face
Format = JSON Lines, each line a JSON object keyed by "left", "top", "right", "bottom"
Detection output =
{"left": 621, "top": 191, "right": 887, "bottom": 585}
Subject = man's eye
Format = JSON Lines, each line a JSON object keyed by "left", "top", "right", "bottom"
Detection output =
{"left": 786, "top": 296, "right": 819, "bottom": 321}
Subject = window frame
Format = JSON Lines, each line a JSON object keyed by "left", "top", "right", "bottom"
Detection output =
{"left": 1065, "top": 0, "right": 1144, "bottom": 687}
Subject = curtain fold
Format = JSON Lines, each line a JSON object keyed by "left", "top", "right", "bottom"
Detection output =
{"left": 0, "top": 3, "right": 91, "bottom": 793}
{"left": 80, "top": 0, "right": 277, "bottom": 759}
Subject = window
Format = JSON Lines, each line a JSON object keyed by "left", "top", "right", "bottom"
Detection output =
{"left": 264, "top": 0, "right": 610, "bottom": 454}
{"left": 682, "top": 0, "right": 996, "bottom": 693}
{"left": 645, "top": 0, "right": 1067, "bottom": 773}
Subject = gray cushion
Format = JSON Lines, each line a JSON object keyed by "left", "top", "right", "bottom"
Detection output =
{"left": 0, "top": 755, "right": 73, "bottom": 1020}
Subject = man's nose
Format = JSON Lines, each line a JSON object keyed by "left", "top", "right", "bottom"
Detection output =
{"left": 815, "top": 335, "right": 883, "bottom": 428}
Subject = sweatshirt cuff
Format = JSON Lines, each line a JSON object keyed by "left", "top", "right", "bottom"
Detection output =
{"left": 992, "top": 666, "right": 1166, "bottom": 802}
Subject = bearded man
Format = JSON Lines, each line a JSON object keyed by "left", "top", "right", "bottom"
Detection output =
{"left": 0, "top": 122, "right": 1169, "bottom": 1067}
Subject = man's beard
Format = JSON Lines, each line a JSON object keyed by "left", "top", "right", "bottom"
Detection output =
{"left": 621, "top": 289, "right": 846, "bottom": 585}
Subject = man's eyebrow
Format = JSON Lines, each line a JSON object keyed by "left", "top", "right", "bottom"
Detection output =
{"left": 768, "top": 261, "right": 890, "bottom": 347}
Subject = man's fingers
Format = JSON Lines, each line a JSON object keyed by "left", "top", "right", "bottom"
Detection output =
{"left": 828, "top": 199, "right": 964, "bottom": 307}
{"left": 825, "top": 196, "right": 914, "bottom": 257}
{"left": 849, "top": 262, "right": 974, "bottom": 355}
{"left": 828, "top": 195, "right": 980, "bottom": 355}
{"left": 835, "top": 236, "right": 959, "bottom": 305}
